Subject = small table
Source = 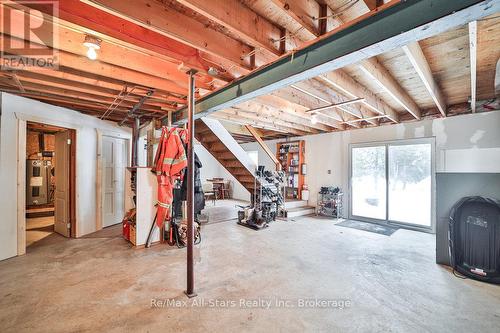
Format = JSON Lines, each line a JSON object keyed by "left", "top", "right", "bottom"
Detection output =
{"left": 207, "top": 179, "right": 229, "bottom": 199}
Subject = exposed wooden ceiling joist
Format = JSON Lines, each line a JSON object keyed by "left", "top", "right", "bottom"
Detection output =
{"left": 0, "top": 0, "right": 496, "bottom": 136}
{"left": 12, "top": 71, "right": 178, "bottom": 110}
{"left": 0, "top": 87, "right": 148, "bottom": 117}
{"left": 469, "top": 20, "right": 478, "bottom": 113}
{"left": 4, "top": 80, "right": 167, "bottom": 114}
{"left": 174, "top": 0, "right": 282, "bottom": 56}
{"left": 172, "top": 0, "right": 496, "bottom": 124}
{"left": 235, "top": 100, "right": 336, "bottom": 132}
{"left": 33, "top": 0, "right": 230, "bottom": 79}
{"left": 254, "top": 94, "right": 345, "bottom": 130}
{"left": 319, "top": 71, "right": 399, "bottom": 123}
{"left": 333, "top": 0, "right": 420, "bottom": 120}
{"left": 212, "top": 111, "right": 306, "bottom": 136}
{"left": 362, "top": 0, "right": 383, "bottom": 11}
{"left": 1, "top": 36, "right": 190, "bottom": 97}
{"left": 81, "top": 0, "right": 254, "bottom": 70}
{"left": 228, "top": 107, "right": 319, "bottom": 134}
{"left": 269, "top": 0, "right": 322, "bottom": 37}
{"left": 402, "top": 42, "right": 447, "bottom": 117}
{"left": 296, "top": 78, "right": 377, "bottom": 125}
{"left": 358, "top": 57, "right": 421, "bottom": 120}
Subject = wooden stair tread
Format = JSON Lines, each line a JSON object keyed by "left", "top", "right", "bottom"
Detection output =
{"left": 194, "top": 118, "right": 256, "bottom": 194}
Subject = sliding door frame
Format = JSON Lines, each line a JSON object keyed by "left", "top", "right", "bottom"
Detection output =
{"left": 348, "top": 137, "right": 436, "bottom": 233}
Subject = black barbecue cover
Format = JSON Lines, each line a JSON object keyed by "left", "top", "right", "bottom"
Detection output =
{"left": 449, "top": 196, "right": 500, "bottom": 284}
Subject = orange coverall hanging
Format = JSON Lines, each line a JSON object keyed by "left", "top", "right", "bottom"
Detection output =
{"left": 152, "top": 127, "right": 188, "bottom": 228}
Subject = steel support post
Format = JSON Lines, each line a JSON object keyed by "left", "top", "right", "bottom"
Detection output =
{"left": 184, "top": 69, "right": 197, "bottom": 298}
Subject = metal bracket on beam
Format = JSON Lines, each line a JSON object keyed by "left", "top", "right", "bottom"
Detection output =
{"left": 118, "top": 89, "right": 154, "bottom": 126}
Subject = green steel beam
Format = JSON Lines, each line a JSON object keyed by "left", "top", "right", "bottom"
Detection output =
{"left": 170, "top": 0, "right": 498, "bottom": 124}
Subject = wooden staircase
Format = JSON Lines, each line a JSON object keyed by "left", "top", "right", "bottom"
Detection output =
{"left": 195, "top": 118, "right": 257, "bottom": 193}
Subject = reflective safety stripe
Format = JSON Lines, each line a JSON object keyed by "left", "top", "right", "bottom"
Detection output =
{"left": 163, "top": 156, "right": 187, "bottom": 164}
{"left": 157, "top": 202, "right": 171, "bottom": 208}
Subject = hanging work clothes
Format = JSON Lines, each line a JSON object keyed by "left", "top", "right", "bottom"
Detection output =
{"left": 178, "top": 152, "right": 205, "bottom": 216}
{"left": 152, "top": 127, "right": 188, "bottom": 228}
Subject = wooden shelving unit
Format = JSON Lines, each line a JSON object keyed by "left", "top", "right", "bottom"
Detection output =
{"left": 276, "top": 140, "right": 305, "bottom": 200}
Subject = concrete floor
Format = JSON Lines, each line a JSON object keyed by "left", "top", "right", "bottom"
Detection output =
{"left": 1, "top": 216, "right": 499, "bottom": 332}
{"left": 201, "top": 199, "right": 249, "bottom": 224}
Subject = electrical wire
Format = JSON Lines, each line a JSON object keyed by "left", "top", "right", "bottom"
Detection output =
{"left": 452, "top": 269, "right": 468, "bottom": 280}
{"left": 201, "top": 0, "right": 361, "bottom": 75}
{"left": 101, "top": 85, "right": 133, "bottom": 120}
{"left": 314, "top": 0, "right": 360, "bottom": 22}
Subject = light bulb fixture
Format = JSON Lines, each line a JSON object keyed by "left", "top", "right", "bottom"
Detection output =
{"left": 86, "top": 47, "right": 97, "bottom": 60}
{"left": 311, "top": 114, "right": 318, "bottom": 124}
{"left": 83, "top": 34, "right": 101, "bottom": 60}
{"left": 207, "top": 67, "right": 219, "bottom": 76}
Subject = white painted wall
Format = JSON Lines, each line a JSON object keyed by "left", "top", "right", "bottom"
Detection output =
{"left": 195, "top": 143, "right": 251, "bottom": 201}
{"left": 241, "top": 111, "right": 500, "bottom": 216}
{"left": 135, "top": 128, "right": 252, "bottom": 201}
{"left": 0, "top": 93, "right": 131, "bottom": 261}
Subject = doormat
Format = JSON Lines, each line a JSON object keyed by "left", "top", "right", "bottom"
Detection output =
{"left": 335, "top": 220, "right": 398, "bottom": 236}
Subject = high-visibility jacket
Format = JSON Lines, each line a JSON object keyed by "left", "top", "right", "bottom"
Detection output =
{"left": 152, "top": 127, "right": 188, "bottom": 228}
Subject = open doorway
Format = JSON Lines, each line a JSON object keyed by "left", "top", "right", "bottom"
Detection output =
{"left": 25, "top": 122, "right": 76, "bottom": 249}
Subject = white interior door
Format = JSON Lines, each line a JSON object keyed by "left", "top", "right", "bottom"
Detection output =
{"left": 54, "top": 131, "right": 71, "bottom": 237}
{"left": 102, "top": 136, "right": 127, "bottom": 228}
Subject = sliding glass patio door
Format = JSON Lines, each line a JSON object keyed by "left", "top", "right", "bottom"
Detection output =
{"left": 351, "top": 146, "right": 387, "bottom": 220}
{"left": 388, "top": 143, "right": 432, "bottom": 227}
{"left": 350, "top": 139, "right": 434, "bottom": 230}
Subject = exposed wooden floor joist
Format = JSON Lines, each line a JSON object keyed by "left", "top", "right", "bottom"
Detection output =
{"left": 0, "top": 0, "right": 498, "bottom": 141}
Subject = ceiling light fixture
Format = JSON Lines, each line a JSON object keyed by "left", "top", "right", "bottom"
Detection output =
{"left": 207, "top": 67, "right": 219, "bottom": 76}
{"left": 311, "top": 114, "right": 318, "bottom": 124}
{"left": 83, "top": 35, "right": 101, "bottom": 60}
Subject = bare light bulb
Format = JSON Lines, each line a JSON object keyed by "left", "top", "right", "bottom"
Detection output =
{"left": 311, "top": 114, "right": 318, "bottom": 124}
{"left": 83, "top": 35, "right": 101, "bottom": 60}
{"left": 86, "top": 47, "right": 97, "bottom": 60}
